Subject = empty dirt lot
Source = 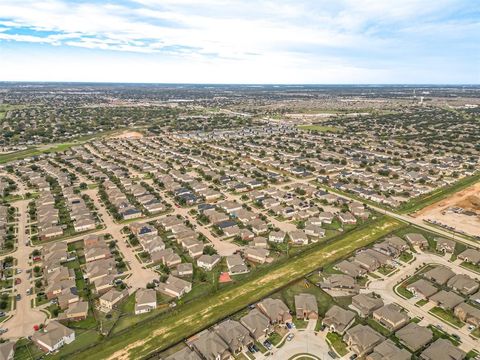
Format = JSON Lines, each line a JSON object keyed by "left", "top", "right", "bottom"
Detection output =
{"left": 415, "top": 182, "right": 480, "bottom": 237}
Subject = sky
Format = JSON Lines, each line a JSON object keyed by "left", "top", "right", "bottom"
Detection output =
{"left": 0, "top": 0, "right": 478, "bottom": 84}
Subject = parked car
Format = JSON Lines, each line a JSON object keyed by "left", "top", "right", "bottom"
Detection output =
{"left": 0, "top": 328, "right": 7, "bottom": 334}
{"left": 16, "top": 294, "right": 21, "bottom": 301}
{"left": 287, "top": 333, "right": 294, "bottom": 341}
{"left": 328, "top": 351, "right": 338, "bottom": 359}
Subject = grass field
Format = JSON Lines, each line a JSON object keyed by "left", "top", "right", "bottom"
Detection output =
{"left": 398, "top": 173, "right": 480, "bottom": 214}
{"left": 0, "top": 129, "right": 127, "bottom": 164}
{"left": 297, "top": 124, "right": 341, "bottom": 133}
{"left": 65, "top": 216, "right": 403, "bottom": 360}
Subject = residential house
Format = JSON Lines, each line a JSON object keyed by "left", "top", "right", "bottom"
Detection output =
{"left": 338, "top": 212, "right": 356, "bottom": 225}
{"left": 294, "top": 293, "right": 318, "bottom": 320}
{"left": 99, "top": 289, "right": 128, "bottom": 312}
{"left": 268, "top": 231, "right": 285, "bottom": 243}
{"left": 353, "top": 249, "right": 390, "bottom": 272}
{"left": 405, "top": 233, "right": 428, "bottom": 249}
{"left": 429, "top": 290, "right": 464, "bottom": 310}
{"left": 334, "top": 260, "right": 367, "bottom": 278}
{"left": 458, "top": 248, "right": 480, "bottom": 265}
{"left": 174, "top": 263, "right": 193, "bottom": 277}
{"left": 420, "top": 339, "right": 465, "bottom": 360}
{"left": 32, "top": 321, "right": 75, "bottom": 353}
{"left": 240, "top": 309, "right": 272, "bottom": 341}
{"left": 253, "top": 237, "right": 268, "bottom": 248}
{"left": 407, "top": 279, "right": 438, "bottom": 299}
{"left": 366, "top": 339, "right": 411, "bottom": 360}
{"left": 197, "top": 254, "right": 221, "bottom": 271}
{"left": 165, "top": 348, "right": 201, "bottom": 360}
{"left": 157, "top": 275, "right": 192, "bottom": 298}
{"left": 322, "top": 305, "right": 356, "bottom": 334}
{"left": 435, "top": 238, "right": 456, "bottom": 253}
{"left": 214, "top": 320, "right": 254, "bottom": 356}
{"left": 189, "top": 329, "right": 231, "bottom": 360}
{"left": 372, "top": 304, "right": 409, "bottom": 331}
{"left": 396, "top": 322, "right": 433, "bottom": 352}
{"left": 257, "top": 298, "right": 292, "bottom": 325}
{"left": 423, "top": 266, "right": 455, "bottom": 285}
{"left": 454, "top": 302, "right": 480, "bottom": 327}
{"left": 345, "top": 324, "right": 385, "bottom": 356}
{"left": 0, "top": 342, "right": 14, "bottom": 360}
{"left": 304, "top": 224, "right": 325, "bottom": 238}
{"left": 243, "top": 247, "right": 269, "bottom": 264}
{"left": 447, "top": 274, "right": 479, "bottom": 295}
{"left": 135, "top": 288, "right": 157, "bottom": 315}
{"left": 320, "top": 274, "right": 357, "bottom": 293}
{"left": 289, "top": 230, "right": 308, "bottom": 245}
{"left": 226, "top": 255, "right": 249, "bottom": 275}
{"left": 351, "top": 293, "right": 384, "bottom": 317}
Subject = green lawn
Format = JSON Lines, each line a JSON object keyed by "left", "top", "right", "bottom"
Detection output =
{"left": 365, "top": 318, "right": 391, "bottom": 336}
{"left": 326, "top": 332, "right": 348, "bottom": 356}
{"left": 13, "top": 338, "right": 45, "bottom": 360}
{"left": 292, "top": 318, "right": 309, "bottom": 329}
{"left": 429, "top": 307, "right": 464, "bottom": 328}
{"left": 395, "top": 284, "right": 414, "bottom": 299}
{"left": 460, "top": 261, "right": 480, "bottom": 274}
{"left": 298, "top": 125, "right": 341, "bottom": 133}
{"left": 66, "top": 217, "right": 403, "bottom": 360}
{"left": 415, "top": 299, "right": 429, "bottom": 307}
{"left": 399, "top": 251, "right": 413, "bottom": 263}
{"left": 267, "top": 332, "right": 283, "bottom": 346}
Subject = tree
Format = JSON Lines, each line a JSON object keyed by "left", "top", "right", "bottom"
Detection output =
{"left": 203, "top": 245, "right": 217, "bottom": 255}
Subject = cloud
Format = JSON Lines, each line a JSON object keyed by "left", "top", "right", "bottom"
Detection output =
{"left": 0, "top": 0, "right": 478, "bottom": 83}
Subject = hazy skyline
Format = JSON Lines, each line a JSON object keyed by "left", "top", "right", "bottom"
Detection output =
{"left": 0, "top": 0, "right": 478, "bottom": 84}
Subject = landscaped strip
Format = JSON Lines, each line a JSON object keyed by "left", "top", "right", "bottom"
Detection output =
{"left": 66, "top": 216, "right": 403, "bottom": 360}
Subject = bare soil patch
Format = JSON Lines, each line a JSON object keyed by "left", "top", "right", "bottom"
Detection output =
{"left": 415, "top": 182, "right": 480, "bottom": 237}
{"left": 111, "top": 131, "right": 144, "bottom": 139}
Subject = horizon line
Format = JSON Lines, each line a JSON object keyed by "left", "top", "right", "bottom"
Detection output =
{"left": 0, "top": 81, "right": 479, "bottom": 87}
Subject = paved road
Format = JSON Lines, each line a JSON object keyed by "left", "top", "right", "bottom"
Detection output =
{"left": 366, "top": 251, "right": 479, "bottom": 352}
{"left": 253, "top": 320, "right": 336, "bottom": 360}
{"left": 2, "top": 200, "right": 46, "bottom": 340}
{"left": 83, "top": 189, "right": 158, "bottom": 289}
